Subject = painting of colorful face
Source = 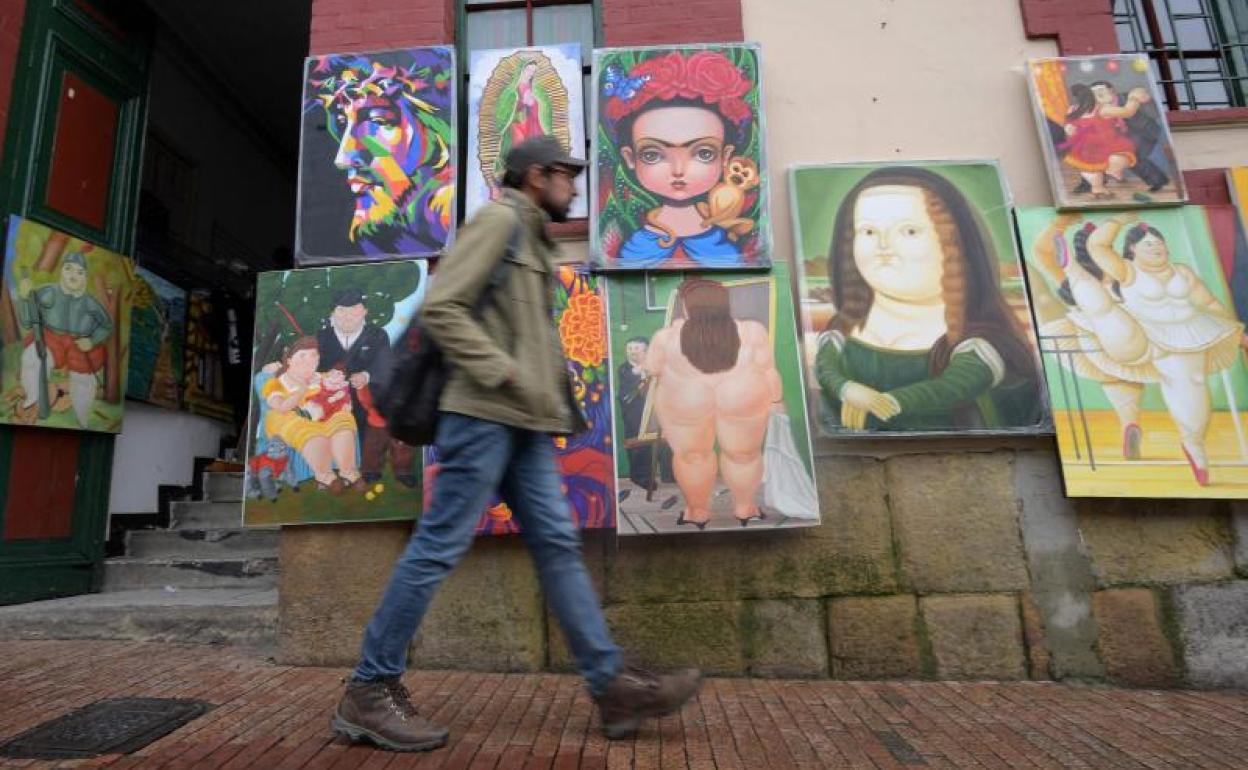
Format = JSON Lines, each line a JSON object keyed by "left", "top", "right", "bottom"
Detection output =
{"left": 0, "top": 216, "right": 135, "bottom": 433}
{"left": 244, "top": 260, "right": 428, "bottom": 526}
{"left": 424, "top": 266, "right": 615, "bottom": 535}
{"left": 789, "top": 162, "right": 1049, "bottom": 437}
{"left": 591, "top": 44, "right": 770, "bottom": 271}
{"left": 467, "top": 45, "right": 587, "bottom": 219}
{"left": 1017, "top": 205, "right": 1248, "bottom": 497}
{"left": 606, "top": 263, "right": 819, "bottom": 534}
{"left": 126, "top": 267, "right": 187, "bottom": 410}
{"left": 297, "top": 47, "right": 457, "bottom": 264}
{"left": 1027, "top": 55, "right": 1186, "bottom": 209}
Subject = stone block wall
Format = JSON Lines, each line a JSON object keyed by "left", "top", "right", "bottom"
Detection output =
{"left": 279, "top": 447, "right": 1248, "bottom": 688}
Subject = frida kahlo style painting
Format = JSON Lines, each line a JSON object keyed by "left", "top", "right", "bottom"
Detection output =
{"left": 297, "top": 46, "right": 457, "bottom": 265}
{"left": 591, "top": 43, "right": 770, "bottom": 271}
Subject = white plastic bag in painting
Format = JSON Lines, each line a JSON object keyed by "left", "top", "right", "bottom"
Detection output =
{"left": 761, "top": 410, "right": 819, "bottom": 519}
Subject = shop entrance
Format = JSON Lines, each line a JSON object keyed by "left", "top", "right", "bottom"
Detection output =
{"left": 0, "top": 0, "right": 308, "bottom": 604}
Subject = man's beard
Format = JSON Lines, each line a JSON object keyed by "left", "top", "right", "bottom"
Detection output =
{"left": 539, "top": 189, "right": 572, "bottom": 223}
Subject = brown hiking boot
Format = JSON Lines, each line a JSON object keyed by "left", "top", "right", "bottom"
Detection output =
{"left": 594, "top": 665, "right": 702, "bottom": 739}
{"left": 331, "top": 677, "right": 449, "bottom": 752}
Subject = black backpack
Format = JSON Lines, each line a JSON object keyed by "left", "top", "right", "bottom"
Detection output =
{"left": 381, "top": 212, "right": 524, "bottom": 446}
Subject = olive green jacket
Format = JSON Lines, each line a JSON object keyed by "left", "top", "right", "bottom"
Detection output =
{"left": 419, "top": 189, "right": 583, "bottom": 435}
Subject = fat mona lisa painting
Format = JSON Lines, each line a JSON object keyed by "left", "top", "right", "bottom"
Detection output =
{"left": 789, "top": 161, "right": 1050, "bottom": 436}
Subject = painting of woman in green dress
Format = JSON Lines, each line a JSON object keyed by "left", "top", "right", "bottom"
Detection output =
{"left": 467, "top": 45, "right": 586, "bottom": 218}
{"left": 794, "top": 163, "right": 1048, "bottom": 435}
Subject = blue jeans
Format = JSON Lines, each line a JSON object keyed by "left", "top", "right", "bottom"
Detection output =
{"left": 353, "top": 412, "right": 622, "bottom": 696}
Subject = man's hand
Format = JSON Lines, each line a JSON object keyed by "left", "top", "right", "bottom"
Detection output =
{"left": 74, "top": 338, "right": 93, "bottom": 352}
{"left": 349, "top": 372, "right": 369, "bottom": 389}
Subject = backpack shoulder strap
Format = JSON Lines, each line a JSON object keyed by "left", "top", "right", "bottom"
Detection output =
{"left": 474, "top": 201, "right": 525, "bottom": 314}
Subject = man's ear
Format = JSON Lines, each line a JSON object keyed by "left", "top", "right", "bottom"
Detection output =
{"left": 525, "top": 163, "right": 546, "bottom": 189}
{"left": 620, "top": 146, "right": 635, "bottom": 170}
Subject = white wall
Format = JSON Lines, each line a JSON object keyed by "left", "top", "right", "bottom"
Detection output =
{"left": 108, "top": 402, "right": 231, "bottom": 515}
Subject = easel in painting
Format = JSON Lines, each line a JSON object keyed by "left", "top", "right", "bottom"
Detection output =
{"left": 1041, "top": 331, "right": 1248, "bottom": 469}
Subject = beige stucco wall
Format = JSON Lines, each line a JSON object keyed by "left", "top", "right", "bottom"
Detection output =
{"left": 744, "top": 0, "right": 1060, "bottom": 262}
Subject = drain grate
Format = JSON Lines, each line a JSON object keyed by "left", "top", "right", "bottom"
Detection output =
{"left": 0, "top": 698, "right": 212, "bottom": 759}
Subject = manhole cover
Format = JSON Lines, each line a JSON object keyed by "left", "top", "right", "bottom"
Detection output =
{"left": 0, "top": 697, "right": 212, "bottom": 759}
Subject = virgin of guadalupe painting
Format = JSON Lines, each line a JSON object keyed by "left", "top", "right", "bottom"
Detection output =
{"left": 467, "top": 45, "right": 587, "bottom": 219}
{"left": 1027, "top": 55, "right": 1186, "bottom": 209}
{"left": 424, "top": 266, "right": 615, "bottom": 535}
{"left": 606, "top": 263, "right": 819, "bottom": 535}
{"left": 789, "top": 162, "right": 1049, "bottom": 436}
{"left": 297, "top": 47, "right": 457, "bottom": 265}
{"left": 0, "top": 216, "right": 135, "bottom": 433}
{"left": 243, "top": 260, "right": 427, "bottom": 526}
{"left": 1018, "top": 206, "right": 1248, "bottom": 498}
{"left": 591, "top": 44, "right": 770, "bottom": 271}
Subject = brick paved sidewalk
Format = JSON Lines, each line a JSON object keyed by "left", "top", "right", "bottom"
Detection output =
{"left": 1, "top": 641, "right": 1247, "bottom": 769}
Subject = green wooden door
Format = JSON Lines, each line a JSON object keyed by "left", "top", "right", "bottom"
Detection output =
{"left": 0, "top": 0, "right": 149, "bottom": 605}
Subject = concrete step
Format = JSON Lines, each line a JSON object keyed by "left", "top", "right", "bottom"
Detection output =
{"left": 170, "top": 500, "right": 243, "bottom": 530}
{"left": 126, "top": 528, "right": 279, "bottom": 559}
{"left": 102, "top": 556, "right": 278, "bottom": 591}
{"left": 204, "top": 471, "right": 244, "bottom": 503}
{"left": 0, "top": 588, "right": 276, "bottom": 649}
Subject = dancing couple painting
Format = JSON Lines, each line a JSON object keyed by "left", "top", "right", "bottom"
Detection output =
{"left": 1019, "top": 207, "right": 1248, "bottom": 498}
{"left": 243, "top": 261, "right": 427, "bottom": 526}
{"left": 592, "top": 44, "right": 770, "bottom": 271}
{"left": 1029, "top": 55, "right": 1187, "bottom": 208}
{"left": 607, "top": 265, "right": 819, "bottom": 535}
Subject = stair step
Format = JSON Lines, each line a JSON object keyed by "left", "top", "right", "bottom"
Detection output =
{"left": 0, "top": 588, "right": 276, "bottom": 649}
{"left": 203, "top": 471, "right": 245, "bottom": 503}
{"left": 102, "top": 557, "right": 277, "bottom": 591}
{"left": 170, "top": 500, "right": 243, "bottom": 530}
{"left": 126, "top": 528, "right": 278, "bottom": 559}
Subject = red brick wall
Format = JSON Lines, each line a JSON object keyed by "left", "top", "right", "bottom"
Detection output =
{"left": 1018, "top": 0, "right": 1118, "bottom": 55}
{"left": 602, "top": 0, "right": 743, "bottom": 46}
{"left": 0, "top": 0, "right": 26, "bottom": 150}
{"left": 309, "top": 0, "right": 454, "bottom": 55}
{"left": 1183, "top": 169, "right": 1233, "bottom": 205}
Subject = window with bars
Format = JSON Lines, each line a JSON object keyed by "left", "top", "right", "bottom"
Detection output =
{"left": 459, "top": 0, "right": 598, "bottom": 220}
{"left": 1113, "top": 0, "right": 1248, "bottom": 111}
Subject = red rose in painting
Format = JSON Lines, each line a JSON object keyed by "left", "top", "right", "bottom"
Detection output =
{"left": 684, "top": 51, "right": 751, "bottom": 123}
{"left": 604, "top": 50, "right": 753, "bottom": 125}
{"left": 633, "top": 52, "right": 686, "bottom": 101}
{"left": 683, "top": 51, "right": 750, "bottom": 102}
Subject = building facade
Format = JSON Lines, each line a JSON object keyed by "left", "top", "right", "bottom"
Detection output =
{"left": 1, "top": 0, "right": 1247, "bottom": 685}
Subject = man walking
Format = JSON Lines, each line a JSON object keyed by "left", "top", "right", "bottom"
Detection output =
{"left": 332, "top": 136, "right": 701, "bottom": 752}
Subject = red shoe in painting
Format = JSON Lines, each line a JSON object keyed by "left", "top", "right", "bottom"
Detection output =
{"left": 1182, "top": 447, "right": 1209, "bottom": 487}
{"left": 1122, "top": 423, "right": 1142, "bottom": 460}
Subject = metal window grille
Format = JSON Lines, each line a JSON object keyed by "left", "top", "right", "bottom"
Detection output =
{"left": 1113, "top": 0, "right": 1248, "bottom": 110}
